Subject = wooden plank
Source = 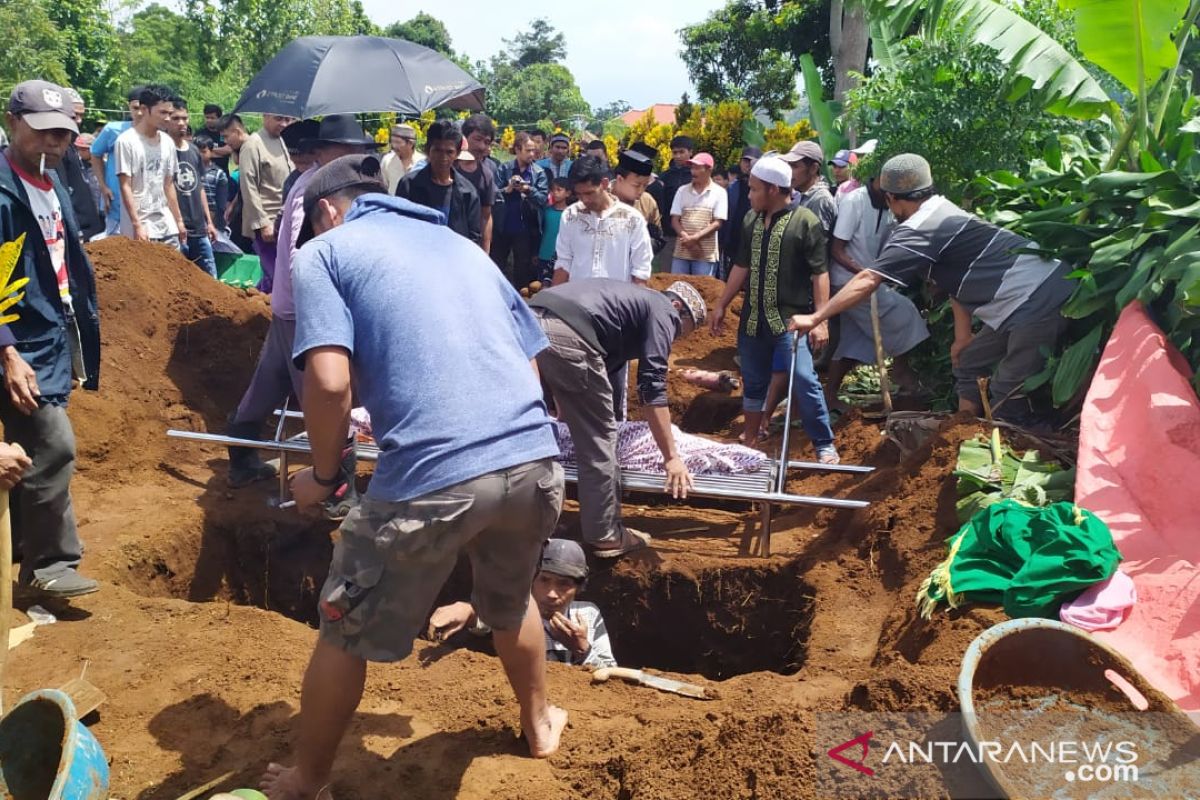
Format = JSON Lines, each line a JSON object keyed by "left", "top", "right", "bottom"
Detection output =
{"left": 59, "top": 677, "right": 107, "bottom": 719}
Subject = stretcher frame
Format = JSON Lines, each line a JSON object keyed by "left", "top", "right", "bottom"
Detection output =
{"left": 167, "top": 334, "right": 872, "bottom": 556}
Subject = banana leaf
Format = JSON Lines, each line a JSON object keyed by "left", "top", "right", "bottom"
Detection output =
{"left": 1059, "top": 0, "right": 1189, "bottom": 96}
{"left": 1052, "top": 323, "right": 1105, "bottom": 405}
{"left": 954, "top": 438, "right": 1074, "bottom": 523}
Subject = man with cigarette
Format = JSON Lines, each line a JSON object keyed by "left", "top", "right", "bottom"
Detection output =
{"left": 0, "top": 80, "right": 103, "bottom": 599}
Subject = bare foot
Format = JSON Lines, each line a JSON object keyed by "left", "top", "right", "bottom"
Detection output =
{"left": 260, "top": 763, "right": 329, "bottom": 800}
{"left": 524, "top": 704, "right": 568, "bottom": 758}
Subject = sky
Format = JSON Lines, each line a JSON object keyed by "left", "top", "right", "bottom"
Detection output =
{"left": 359, "top": 0, "right": 729, "bottom": 111}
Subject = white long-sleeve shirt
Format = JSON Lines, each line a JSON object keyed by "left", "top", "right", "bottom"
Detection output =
{"left": 554, "top": 196, "right": 652, "bottom": 283}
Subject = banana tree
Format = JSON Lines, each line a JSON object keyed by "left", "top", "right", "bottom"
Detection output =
{"left": 862, "top": 0, "right": 1111, "bottom": 118}
{"left": 863, "top": 0, "right": 1198, "bottom": 162}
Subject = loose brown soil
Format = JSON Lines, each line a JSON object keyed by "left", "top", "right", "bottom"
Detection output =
{"left": 3, "top": 240, "right": 1019, "bottom": 799}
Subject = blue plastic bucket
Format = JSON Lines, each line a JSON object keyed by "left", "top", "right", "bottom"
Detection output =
{"left": 0, "top": 689, "right": 109, "bottom": 799}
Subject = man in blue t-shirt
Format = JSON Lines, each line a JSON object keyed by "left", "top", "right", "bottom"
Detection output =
{"left": 260, "top": 154, "right": 568, "bottom": 800}
{"left": 89, "top": 85, "right": 143, "bottom": 235}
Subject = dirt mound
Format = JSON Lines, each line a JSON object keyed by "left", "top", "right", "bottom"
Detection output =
{"left": 74, "top": 237, "right": 270, "bottom": 480}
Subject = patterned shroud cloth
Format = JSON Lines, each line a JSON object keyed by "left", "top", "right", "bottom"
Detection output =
{"left": 554, "top": 421, "right": 767, "bottom": 475}
{"left": 348, "top": 412, "right": 767, "bottom": 476}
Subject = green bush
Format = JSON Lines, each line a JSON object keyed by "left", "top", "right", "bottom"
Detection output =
{"left": 846, "top": 36, "right": 1071, "bottom": 204}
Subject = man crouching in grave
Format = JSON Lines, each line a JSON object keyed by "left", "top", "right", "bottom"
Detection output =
{"left": 430, "top": 538, "right": 618, "bottom": 669}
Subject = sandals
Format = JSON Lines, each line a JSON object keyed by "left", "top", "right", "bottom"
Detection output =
{"left": 592, "top": 528, "right": 651, "bottom": 559}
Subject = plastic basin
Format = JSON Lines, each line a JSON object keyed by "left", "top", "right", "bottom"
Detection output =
{"left": 958, "top": 618, "right": 1199, "bottom": 798}
{"left": 0, "top": 689, "right": 109, "bottom": 799}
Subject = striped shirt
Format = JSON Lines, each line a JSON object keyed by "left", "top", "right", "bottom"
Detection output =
{"left": 868, "top": 195, "right": 1073, "bottom": 330}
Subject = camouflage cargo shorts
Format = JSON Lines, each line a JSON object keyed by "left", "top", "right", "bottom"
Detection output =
{"left": 318, "top": 458, "right": 564, "bottom": 662}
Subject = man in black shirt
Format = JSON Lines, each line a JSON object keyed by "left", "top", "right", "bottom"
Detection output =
{"left": 459, "top": 113, "right": 498, "bottom": 252}
{"left": 169, "top": 99, "right": 218, "bottom": 276}
{"left": 53, "top": 88, "right": 104, "bottom": 241}
{"left": 202, "top": 103, "right": 231, "bottom": 174}
{"left": 529, "top": 279, "right": 706, "bottom": 558}
{"left": 396, "top": 120, "right": 481, "bottom": 244}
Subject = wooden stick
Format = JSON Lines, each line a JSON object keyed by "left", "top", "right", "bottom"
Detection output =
{"left": 0, "top": 490, "right": 10, "bottom": 718}
{"left": 173, "top": 768, "right": 237, "bottom": 800}
{"left": 869, "top": 292, "right": 893, "bottom": 416}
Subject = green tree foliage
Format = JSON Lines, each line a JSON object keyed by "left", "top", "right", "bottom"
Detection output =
{"left": 0, "top": 0, "right": 69, "bottom": 91}
{"left": 589, "top": 101, "right": 632, "bottom": 135}
{"left": 847, "top": 36, "right": 1069, "bottom": 203}
{"left": 593, "top": 100, "right": 632, "bottom": 122}
{"left": 679, "top": 0, "right": 828, "bottom": 117}
{"left": 184, "top": 0, "right": 376, "bottom": 78}
{"left": 384, "top": 12, "right": 452, "bottom": 54}
{"left": 503, "top": 18, "right": 567, "bottom": 68}
{"left": 45, "top": 0, "right": 127, "bottom": 108}
{"left": 475, "top": 18, "right": 591, "bottom": 127}
{"left": 675, "top": 93, "right": 696, "bottom": 126}
{"left": 488, "top": 63, "right": 589, "bottom": 128}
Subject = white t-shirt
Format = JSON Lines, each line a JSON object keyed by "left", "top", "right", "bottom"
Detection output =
{"left": 114, "top": 127, "right": 179, "bottom": 239}
{"left": 831, "top": 185, "right": 894, "bottom": 286}
{"left": 16, "top": 167, "right": 71, "bottom": 313}
{"left": 554, "top": 197, "right": 652, "bottom": 283}
{"left": 670, "top": 181, "right": 728, "bottom": 261}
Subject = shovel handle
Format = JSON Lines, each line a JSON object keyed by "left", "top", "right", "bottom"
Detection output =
{"left": 591, "top": 667, "right": 643, "bottom": 684}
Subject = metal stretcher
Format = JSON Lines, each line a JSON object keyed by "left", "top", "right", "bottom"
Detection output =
{"left": 167, "top": 336, "right": 873, "bottom": 556}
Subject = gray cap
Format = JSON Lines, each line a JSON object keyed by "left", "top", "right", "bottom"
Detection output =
{"left": 8, "top": 80, "right": 78, "bottom": 134}
{"left": 879, "top": 153, "right": 934, "bottom": 197}
{"left": 540, "top": 539, "right": 588, "bottom": 581}
{"left": 63, "top": 87, "right": 84, "bottom": 106}
{"left": 779, "top": 140, "right": 823, "bottom": 164}
{"left": 296, "top": 153, "right": 386, "bottom": 246}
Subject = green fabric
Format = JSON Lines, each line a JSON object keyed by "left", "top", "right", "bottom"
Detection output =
{"left": 917, "top": 499, "right": 1121, "bottom": 620}
{"left": 954, "top": 436, "right": 1075, "bottom": 524}
{"left": 217, "top": 254, "right": 263, "bottom": 289}
{"left": 736, "top": 205, "right": 828, "bottom": 337}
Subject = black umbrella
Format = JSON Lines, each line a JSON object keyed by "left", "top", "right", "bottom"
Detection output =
{"left": 232, "top": 36, "right": 485, "bottom": 118}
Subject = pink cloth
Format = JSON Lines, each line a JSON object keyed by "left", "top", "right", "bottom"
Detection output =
{"left": 1060, "top": 569, "right": 1137, "bottom": 631}
{"left": 1075, "top": 302, "right": 1200, "bottom": 712}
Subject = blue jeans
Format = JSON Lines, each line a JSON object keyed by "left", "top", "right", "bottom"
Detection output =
{"left": 185, "top": 235, "right": 218, "bottom": 278}
{"left": 671, "top": 258, "right": 718, "bottom": 277}
{"left": 737, "top": 330, "right": 834, "bottom": 449}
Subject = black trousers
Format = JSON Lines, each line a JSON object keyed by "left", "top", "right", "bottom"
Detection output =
{"left": 491, "top": 232, "right": 539, "bottom": 288}
{"left": 0, "top": 398, "right": 83, "bottom": 584}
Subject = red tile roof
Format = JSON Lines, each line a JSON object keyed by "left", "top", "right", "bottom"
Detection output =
{"left": 617, "top": 104, "right": 678, "bottom": 127}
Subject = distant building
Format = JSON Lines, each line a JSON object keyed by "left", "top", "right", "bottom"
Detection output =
{"left": 618, "top": 104, "right": 678, "bottom": 127}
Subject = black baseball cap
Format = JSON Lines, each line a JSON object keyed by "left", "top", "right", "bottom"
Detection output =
{"left": 8, "top": 81, "right": 78, "bottom": 134}
{"left": 296, "top": 154, "right": 386, "bottom": 246}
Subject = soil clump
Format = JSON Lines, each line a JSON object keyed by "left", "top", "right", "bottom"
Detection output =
{"left": 3, "top": 240, "right": 1022, "bottom": 798}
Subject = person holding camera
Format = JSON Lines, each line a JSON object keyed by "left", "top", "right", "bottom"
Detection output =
{"left": 492, "top": 131, "right": 549, "bottom": 288}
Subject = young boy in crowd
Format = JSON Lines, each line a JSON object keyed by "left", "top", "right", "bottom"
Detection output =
{"left": 428, "top": 539, "right": 616, "bottom": 669}
{"left": 194, "top": 134, "right": 229, "bottom": 235}
{"left": 537, "top": 177, "right": 570, "bottom": 283}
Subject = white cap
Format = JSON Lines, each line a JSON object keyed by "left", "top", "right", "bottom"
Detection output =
{"left": 750, "top": 155, "right": 793, "bottom": 189}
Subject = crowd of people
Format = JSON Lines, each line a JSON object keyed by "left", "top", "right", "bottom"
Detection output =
{"left": 0, "top": 75, "right": 1077, "bottom": 799}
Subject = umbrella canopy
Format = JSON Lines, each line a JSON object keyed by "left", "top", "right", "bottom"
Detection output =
{"left": 232, "top": 36, "right": 485, "bottom": 118}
